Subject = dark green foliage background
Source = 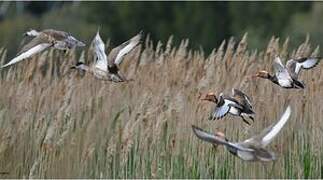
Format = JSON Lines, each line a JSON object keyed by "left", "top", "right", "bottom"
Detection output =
{"left": 0, "top": 1, "right": 319, "bottom": 56}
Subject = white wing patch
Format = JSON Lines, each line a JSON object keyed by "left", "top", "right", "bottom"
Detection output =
{"left": 93, "top": 31, "right": 108, "bottom": 72}
{"left": 114, "top": 41, "right": 138, "bottom": 65}
{"left": 1, "top": 43, "right": 51, "bottom": 68}
{"left": 229, "top": 106, "right": 240, "bottom": 116}
{"left": 262, "top": 106, "right": 291, "bottom": 146}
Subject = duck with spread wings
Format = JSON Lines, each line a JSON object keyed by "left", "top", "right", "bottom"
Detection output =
{"left": 192, "top": 106, "right": 291, "bottom": 161}
{"left": 200, "top": 89, "right": 255, "bottom": 125}
{"left": 1, "top": 29, "right": 85, "bottom": 68}
{"left": 253, "top": 56, "right": 321, "bottom": 89}
{"left": 71, "top": 30, "right": 143, "bottom": 82}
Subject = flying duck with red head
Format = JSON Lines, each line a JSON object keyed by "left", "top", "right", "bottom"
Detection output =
{"left": 200, "top": 89, "right": 255, "bottom": 125}
{"left": 253, "top": 56, "right": 321, "bottom": 89}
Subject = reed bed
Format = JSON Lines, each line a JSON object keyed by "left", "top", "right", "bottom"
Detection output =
{"left": 0, "top": 34, "right": 322, "bottom": 178}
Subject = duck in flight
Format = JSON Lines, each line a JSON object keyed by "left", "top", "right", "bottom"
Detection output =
{"left": 71, "top": 30, "right": 143, "bottom": 83}
{"left": 192, "top": 106, "right": 291, "bottom": 161}
{"left": 253, "top": 56, "right": 321, "bottom": 89}
{"left": 200, "top": 88, "right": 255, "bottom": 125}
{"left": 1, "top": 29, "right": 85, "bottom": 68}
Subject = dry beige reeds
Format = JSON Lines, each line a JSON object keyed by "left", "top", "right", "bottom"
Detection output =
{"left": 0, "top": 34, "right": 322, "bottom": 178}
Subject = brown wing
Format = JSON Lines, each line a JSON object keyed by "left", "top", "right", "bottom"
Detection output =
{"left": 18, "top": 33, "right": 52, "bottom": 55}
{"left": 107, "top": 31, "right": 143, "bottom": 66}
{"left": 42, "top": 29, "right": 68, "bottom": 41}
{"left": 107, "top": 45, "right": 125, "bottom": 66}
{"left": 231, "top": 88, "right": 253, "bottom": 110}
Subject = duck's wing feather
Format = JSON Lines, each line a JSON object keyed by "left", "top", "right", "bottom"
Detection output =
{"left": 1, "top": 43, "right": 51, "bottom": 68}
{"left": 243, "top": 106, "right": 291, "bottom": 147}
{"left": 273, "top": 56, "right": 289, "bottom": 77}
{"left": 286, "top": 57, "right": 321, "bottom": 78}
{"left": 108, "top": 31, "right": 142, "bottom": 66}
{"left": 192, "top": 125, "right": 254, "bottom": 152}
{"left": 211, "top": 96, "right": 230, "bottom": 119}
{"left": 211, "top": 95, "right": 239, "bottom": 119}
{"left": 232, "top": 88, "right": 253, "bottom": 109}
{"left": 43, "top": 29, "right": 68, "bottom": 41}
{"left": 273, "top": 56, "right": 293, "bottom": 85}
{"left": 92, "top": 31, "right": 108, "bottom": 72}
{"left": 17, "top": 33, "right": 51, "bottom": 55}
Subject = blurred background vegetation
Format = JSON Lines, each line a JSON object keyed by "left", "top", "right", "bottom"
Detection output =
{"left": 0, "top": 1, "right": 321, "bottom": 57}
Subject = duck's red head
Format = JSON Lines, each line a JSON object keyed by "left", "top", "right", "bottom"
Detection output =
{"left": 252, "top": 70, "right": 270, "bottom": 79}
{"left": 200, "top": 92, "right": 218, "bottom": 103}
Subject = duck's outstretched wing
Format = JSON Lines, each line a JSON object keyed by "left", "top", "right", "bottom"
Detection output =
{"left": 286, "top": 57, "right": 321, "bottom": 79}
{"left": 273, "top": 56, "right": 289, "bottom": 77}
{"left": 1, "top": 35, "right": 52, "bottom": 68}
{"left": 92, "top": 30, "right": 108, "bottom": 72}
{"left": 108, "top": 31, "right": 143, "bottom": 66}
{"left": 192, "top": 125, "right": 254, "bottom": 152}
{"left": 210, "top": 94, "right": 242, "bottom": 120}
{"left": 210, "top": 95, "right": 230, "bottom": 120}
{"left": 243, "top": 106, "right": 291, "bottom": 147}
{"left": 232, "top": 88, "right": 253, "bottom": 110}
{"left": 273, "top": 56, "right": 293, "bottom": 86}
